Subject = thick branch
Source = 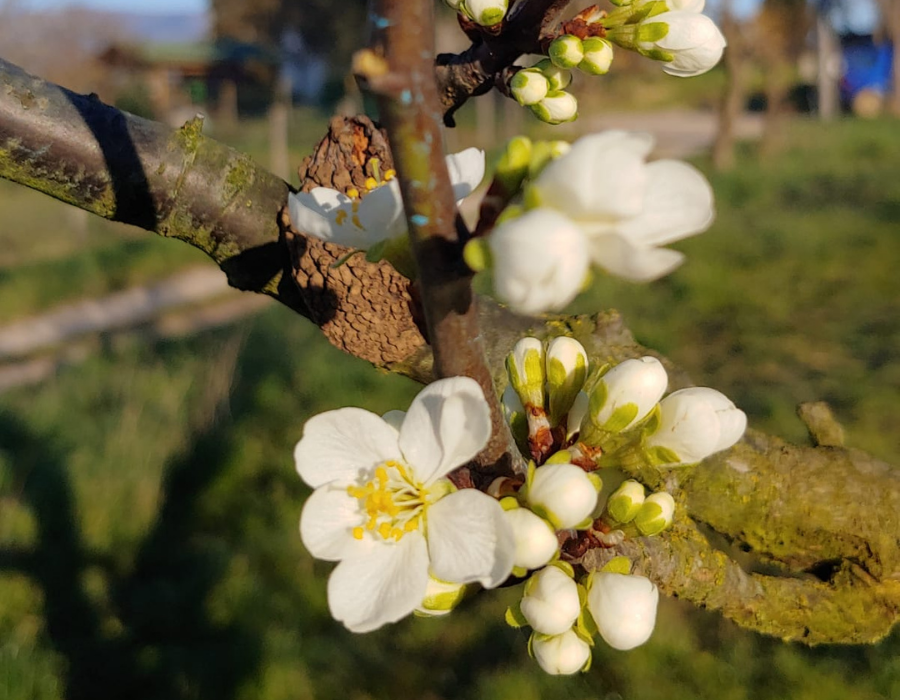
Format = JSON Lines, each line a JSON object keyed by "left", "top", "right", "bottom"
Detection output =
{"left": 2, "top": 57, "right": 899, "bottom": 644}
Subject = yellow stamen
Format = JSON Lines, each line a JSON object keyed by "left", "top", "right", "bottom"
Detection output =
{"left": 352, "top": 526, "right": 365, "bottom": 540}
{"left": 384, "top": 169, "right": 396, "bottom": 181}
{"left": 346, "top": 188, "right": 360, "bottom": 199}
{"left": 365, "top": 177, "right": 378, "bottom": 191}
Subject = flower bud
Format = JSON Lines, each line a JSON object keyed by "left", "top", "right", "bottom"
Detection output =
{"left": 606, "top": 479, "right": 645, "bottom": 524}
{"left": 504, "top": 506, "right": 559, "bottom": 571}
{"left": 489, "top": 209, "right": 590, "bottom": 315}
{"left": 465, "top": 0, "right": 508, "bottom": 26}
{"left": 633, "top": 10, "right": 727, "bottom": 77}
{"left": 494, "top": 136, "right": 534, "bottom": 193}
{"left": 443, "top": 0, "right": 464, "bottom": 9}
{"left": 416, "top": 573, "right": 468, "bottom": 617}
{"left": 527, "top": 463, "right": 600, "bottom": 530}
{"left": 546, "top": 336, "right": 589, "bottom": 426}
{"left": 579, "top": 37, "right": 614, "bottom": 75}
{"left": 588, "top": 357, "right": 668, "bottom": 434}
{"left": 531, "top": 629, "right": 591, "bottom": 675}
{"left": 510, "top": 69, "right": 549, "bottom": 106}
{"left": 566, "top": 391, "right": 589, "bottom": 440}
{"left": 587, "top": 573, "right": 658, "bottom": 650}
{"left": 635, "top": 491, "right": 675, "bottom": 535}
{"left": 549, "top": 34, "right": 585, "bottom": 69}
{"left": 501, "top": 385, "right": 529, "bottom": 451}
{"left": 530, "top": 91, "right": 579, "bottom": 125}
{"left": 520, "top": 565, "right": 581, "bottom": 634}
{"left": 506, "top": 337, "right": 545, "bottom": 408}
{"left": 533, "top": 58, "right": 572, "bottom": 91}
{"left": 644, "top": 387, "right": 747, "bottom": 466}
{"left": 527, "top": 139, "right": 572, "bottom": 180}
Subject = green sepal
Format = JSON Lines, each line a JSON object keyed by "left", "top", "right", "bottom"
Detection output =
{"left": 505, "top": 603, "right": 529, "bottom": 629}
{"left": 645, "top": 445, "right": 681, "bottom": 468}
{"left": 494, "top": 136, "right": 533, "bottom": 191}
{"left": 602, "top": 403, "right": 639, "bottom": 433}
{"left": 607, "top": 495, "right": 641, "bottom": 524}
{"left": 641, "top": 404, "right": 662, "bottom": 435}
{"left": 463, "top": 238, "right": 492, "bottom": 273}
{"left": 640, "top": 47, "right": 675, "bottom": 63}
{"left": 525, "top": 460, "right": 537, "bottom": 492}
{"left": 512, "top": 565, "right": 528, "bottom": 578}
{"left": 526, "top": 631, "right": 538, "bottom": 659}
{"left": 587, "top": 379, "right": 609, "bottom": 424}
{"left": 635, "top": 502, "right": 666, "bottom": 536}
{"left": 601, "top": 556, "right": 632, "bottom": 575}
{"left": 587, "top": 472, "right": 603, "bottom": 492}
{"left": 572, "top": 516, "right": 595, "bottom": 531}
{"left": 496, "top": 203, "right": 524, "bottom": 225}
{"left": 545, "top": 449, "right": 572, "bottom": 465}
{"left": 500, "top": 496, "right": 520, "bottom": 512}
{"left": 549, "top": 560, "right": 576, "bottom": 578}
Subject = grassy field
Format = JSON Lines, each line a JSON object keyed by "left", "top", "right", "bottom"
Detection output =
{"left": 0, "top": 116, "right": 899, "bottom": 699}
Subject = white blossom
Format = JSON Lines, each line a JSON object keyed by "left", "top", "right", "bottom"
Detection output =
{"left": 531, "top": 629, "right": 592, "bottom": 675}
{"left": 589, "top": 357, "right": 668, "bottom": 433}
{"left": 644, "top": 387, "right": 747, "bottom": 466}
{"left": 488, "top": 209, "right": 590, "bottom": 315}
{"left": 288, "top": 149, "right": 484, "bottom": 249}
{"left": 530, "top": 130, "right": 714, "bottom": 281}
{"left": 520, "top": 565, "right": 582, "bottom": 635}
{"left": 295, "top": 377, "right": 514, "bottom": 632}
{"left": 638, "top": 10, "right": 727, "bottom": 77}
{"left": 526, "top": 463, "right": 599, "bottom": 530}
{"left": 588, "top": 572, "right": 659, "bottom": 650}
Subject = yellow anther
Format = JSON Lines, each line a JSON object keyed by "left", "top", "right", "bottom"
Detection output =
{"left": 378, "top": 522, "right": 392, "bottom": 539}
{"left": 391, "top": 528, "right": 404, "bottom": 541}
{"left": 346, "top": 188, "right": 360, "bottom": 199}
{"left": 404, "top": 518, "right": 419, "bottom": 533}
{"left": 384, "top": 169, "right": 396, "bottom": 181}
{"left": 365, "top": 177, "right": 378, "bottom": 191}
{"left": 366, "top": 517, "right": 377, "bottom": 531}
{"left": 352, "top": 526, "right": 365, "bottom": 540}
{"left": 375, "top": 466, "right": 388, "bottom": 484}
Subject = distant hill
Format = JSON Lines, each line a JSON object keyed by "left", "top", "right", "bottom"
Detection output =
{"left": 114, "top": 12, "right": 209, "bottom": 44}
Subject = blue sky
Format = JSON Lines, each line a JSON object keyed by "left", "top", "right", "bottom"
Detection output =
{"left": 18, "top": 0, "right": 882, "bottom": 31}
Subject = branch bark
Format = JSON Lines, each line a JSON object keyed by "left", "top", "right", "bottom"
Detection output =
{"left": 2, "top": 55, "right": 899, "bottom": 645}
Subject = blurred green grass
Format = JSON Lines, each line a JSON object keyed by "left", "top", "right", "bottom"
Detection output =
{"left": 0, "top": 116, "right": 899, "bottom": 699}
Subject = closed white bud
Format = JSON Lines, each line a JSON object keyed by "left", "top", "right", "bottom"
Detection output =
{"left": 635, "top": 491, "right": 675, "bottom": 535}
{"left": 589, "top": 357, "right": 668, "bottom": 434}
{"left": 546, "top": 336, "right": 589, "bottom": 426}
{"left": 506, "top": 337, "right": 546, "bottom": 407}
{"left": 607, "top": 479, "right": 645, "bottom": 523}
{"left": 520, "top": 565, "right": 581, "bottom": 635}
{"left": 510, "top": 69, "right": 550, "bottom": 106}
{"left": 644, "top": 387, "right": 746, "bottom": 466}
{"left": 416, "top": 574, "right": 468, "bottom": 617}
{"left": 465, "top": 0, "right": 508, "bottom": 26}
{"left": 533, "top": 58, "right": 572, "bottom": 91}
{"left": 531, "top": 629, "right": 591, "bottom": 675}
{"left": 579, "top": 37, "right": 614, "bottom": 75}
{"left": 549, "top": 34, "right": 585, "bottom": 69}
{"left": 588, "top": 572, "right": 658, "bottom": 650}
{"left": 489, "top": 209, "right": 590, "bottom": 315}
{"left": 636, "top": 10, "right": 726, "bottom": 77}
{"left": 527, "top": 463, "right": 599, "bottom": 530}
{"left": 530, "top": 91, "right": 579, "bottom": 125}
{"left": 504, "top": 507, "right": 559, "bottom": 571}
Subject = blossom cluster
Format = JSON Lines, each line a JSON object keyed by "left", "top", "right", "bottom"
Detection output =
{"left": 495, "top": 0, "right": 726, "bottom": 125}
{"left": 465, "top": 130, "right": 715, "bottom": 315}
{"left": 292, "top": 333, "right": 745, "bottom": 675}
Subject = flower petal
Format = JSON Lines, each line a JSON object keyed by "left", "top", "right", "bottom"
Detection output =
{"left": 358, "top": 180, "right": 406, "bottom": 242}
{"left": 299, "top": 483, "right": 367, "bottom": 561}
{"left": 426, "top": 489, "right": 514, "bottom": 588}
{"left": 327, "top": 533, "right": 429, "bottom": 632}
{"left": 589, "top": 234, "right": 686, "bottom": 282}
{"left": 398, "top": 377, "right": 491, "bottom": 483}
{"left": 295, "top": 407, "right": 402, "bottom": 488}
{"left": 288, "top": 190, "right": 346, "bottom": 241}
{"left": 614, "top": 160, "right": 714, "bottom": 247}
{"left": 446, "top": 148, "right": 486, "bottom": 200}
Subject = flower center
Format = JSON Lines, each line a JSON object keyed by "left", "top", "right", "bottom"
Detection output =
{"left": 332, "top": 158, "right": 397, "bottom": 231}
{"left": 347, "top": 460, "right": 427, "bottom": 542}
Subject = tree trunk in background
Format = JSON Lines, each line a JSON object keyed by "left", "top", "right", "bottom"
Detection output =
{"left": 269, "top": 74, "right": 291, "bottom": 181}
{"left": 816, "top": 12, "right": 840, "bottom": 121}
{"left": 713, "top": 0, "right": 746, "bottom": 171}
{"left": 889, "top": 1, "right": 900, "bottom": 115}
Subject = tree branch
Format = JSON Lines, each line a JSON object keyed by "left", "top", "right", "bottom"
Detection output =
{"left": 2, "top": 56, "right": 899, "bottom": 644}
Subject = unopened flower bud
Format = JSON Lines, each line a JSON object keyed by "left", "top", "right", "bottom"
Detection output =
{"left": 527, "top": 463, "right": 600, "bottom": 530}
{"left": 531, "top": 629, "right": 592, "bottom": 675}
{"left": 416, "top": 574, "right": 468, "bottom": 617}
{"left": 443, "top": 0, "right": 464, "bottom": 9}
{"left": 587, "top": 573, "right": 658, "bottom": 650}
{"left": 579, "top": 37, "right": 614, "bottom": 75}
{"left": 628, "top": 10, "right": 727, "bottom": 77}
{"left": 465, "top": 0, "right": 508, "bottom": 26}
{"left": 527, "top": 139, "right": 572, "bottom": 179}
{"left": 504, "top": 506, "right": 559, "bottom": 571}
{"left": 546, "top": 336, "right": 588, "bottom": 426}
{"left": 607, "top": 479, "right": 645, "bottom": 523}
{"left": 587, "top": 357, "right": 668, "bottom": 434}
{"left": 520, "top": 565, "right": 581, "bottom": 634}
{"left": 533, "top": 58, "right": 572, "bottom": 91}
{"left": 494, "top": 136, "right": 534, "bottom": 196}
{"left": 530, "top": 91, "right": 578, "bottom": 125}
{"left": 566, "top": 391, "right": 589, "bottom": 440}
{"left": 635, "top": 491, "right": 675, "bottom": 535}
{"left": 510, "top": 69, "right": 549, "bottom": 106}
{"left": 549, "top": 35, "right": 585, "bottom": 69}
{"left": 644, "top": 387, "right": 746, "bottom": 466}
{"left": 506, "top": 337, "right": 545, "bottom": 408}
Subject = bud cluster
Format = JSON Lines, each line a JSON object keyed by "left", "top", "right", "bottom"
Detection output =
{"left": 505, "top": 2, "right": 725, "bottom": 125}
{"left": 444, "top": 0, "right": 509, "bottom": 27}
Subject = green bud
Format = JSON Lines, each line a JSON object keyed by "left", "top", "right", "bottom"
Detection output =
{"left": 507, "top": 337, "right": 546, "bottom": 408}
{"left": 463, "top": 238, "right": 492, "bottom": 273}
{"left": 494, "top": 136, "right": 533, "bottom": 195}
{"left": 579, "top": 37, "right": 614, "bottom": 76}
{"left": 510, "top": 69, "right": 549, "bottom": 106}
{"left": 607, "top": 479, "right": 646, "bottom": 523}
{"left": 530, "top": 91, "right": 578, "bottom": 125}
{"left": 546, "top": 336, "right": 589, "bottom": 426}
{"left": 548, "top": 35, "right": 585, "bottom": 69}
{"left": 634, "top": 492, "right": 675, "bottom": 536}
{"left": 599, "top": 556, "right": 633, "bottom": 575}
{"left": 534, "top": 58, "right": 573, "bottom": 91}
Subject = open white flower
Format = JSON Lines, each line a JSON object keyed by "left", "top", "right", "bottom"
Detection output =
{"left": 288, "top": 148, "right": 485, "bottom": 249}
{"left": 530, "top": 130, "right": 714, "bottom": 282}
{"left": 644, "top": 387, "right": 747, "bottom": 466}
{"left": 588, "top": 572, "right": 659, "bottom": 650}
{"left": 637, "top": 10, "right": 727, "bottom": 77}
{"left": 295, "top": 377, "right": 514, "bottom": 632}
